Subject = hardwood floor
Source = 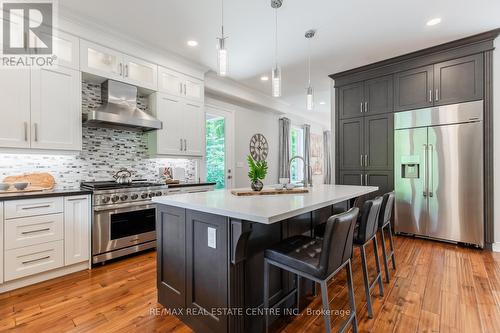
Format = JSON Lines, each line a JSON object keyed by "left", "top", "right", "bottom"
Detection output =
{"left": 1, "top": 236, "right": 499, "bottom": 333}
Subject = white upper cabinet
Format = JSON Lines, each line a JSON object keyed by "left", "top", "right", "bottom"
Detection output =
{"left": 148, "top": 93, "right": 204, "bottom": 157}
{"left": 184, "top": 77, "right": 204, "bottom": 102}
{"left": 64, "top": 196, "right": 90, "bottom": 266}
{"left": 158, "top": 66, "right": 204, "bottom": 103}
{"left": 0, "top": 69, "right": 31, "bottom": 148}
{"left": 158, "top": 66, "right": 184, "bottom": 97}
{"left": 183, "top": 102, "right": 204, "bottom": 156}
{"left": 52, "top": 31, "right": 80, "bottom": 70}
{"left": 123, "top": 55, "right": 158, "bottom": 90}
{"left": 31, "top": 30, "right": 80, "bottom": 70}
{"left": 30, "top": 67, "right": 82, "bottom": 151}
{"left": 80, "top": 40, "right": 158, "bottom": 90}
{"left": 149, "top": 94, "right": 184, "bottom": 155}
{"left": 80, "top": 40, "right": 123, "bottom": 81}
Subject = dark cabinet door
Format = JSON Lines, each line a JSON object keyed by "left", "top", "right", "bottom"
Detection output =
{"left": 339, "top": 118, "right": 364, "bottom": 170}
{"left": 364, "top": 114, "right": 394, "bottom": 170}
{"left": 365, "top": 75, "right": 394, "bottom": 115}
{"left": 339, "top": 170, "right": 364, "bottom": 186}
{"left": 186, "top": 210, "right": 228, "bottom": 333}
{"left": 366, "top": 170, "right": 394, "bottom": 197}
{"left": 434, "top": 54, "right": 483, "bottom": 106}
{"left": 338, "top": 82, "right": 364, "bottom": 119}
{"left": 157, "top": 205, "right": 186, "bottom": 309}
{"left": 394, "top": 65, "right": 433, "bottom": 111}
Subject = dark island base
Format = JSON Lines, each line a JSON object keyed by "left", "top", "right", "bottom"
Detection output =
{"left": 156, "top": 201, "right": 349, "bottom": 333}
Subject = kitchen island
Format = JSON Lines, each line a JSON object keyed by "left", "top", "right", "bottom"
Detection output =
{"left": 152, "top": 184, "right": 377, "bottom": 333}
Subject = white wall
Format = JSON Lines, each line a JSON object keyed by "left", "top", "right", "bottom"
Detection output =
{"left": 206, "top": 96, "right": 328, "bottom": 188}
{"left": 493, "top": 36, "right": 500, "bottom": 247}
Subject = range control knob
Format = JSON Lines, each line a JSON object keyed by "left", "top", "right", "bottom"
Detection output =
{"left": 102, "top": 196, "right": 111, "bottom": 204}
{"left": 140, "top": 193, "right": 148, "bottom": 199}
{"left": 111, "top": 195, "right": 119, "bottom": 203}
{"left": 131, "top": 194, "right": 139, "bottom": 200}
{"left": 156, "top": 191, "right": 163, "bottom": 197}
{"left": 148, "top": 192, "right": 155, "bottom": 198}
{"left": 120, "top": 195, "right": 128, "bottom": 201}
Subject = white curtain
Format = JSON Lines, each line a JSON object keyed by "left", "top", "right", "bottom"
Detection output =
{"left": 303, "top": 124, "right": 311, "bottom": 185}
{"left": 278, "top": 117, "right": 291, "bottom": 179}
{"left": 323, "top": 130, "right": 333, "bottom": 184}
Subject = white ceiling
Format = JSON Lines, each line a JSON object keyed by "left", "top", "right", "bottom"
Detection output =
{"left": 61, "top": 0, "right": 500, "bottom": 124}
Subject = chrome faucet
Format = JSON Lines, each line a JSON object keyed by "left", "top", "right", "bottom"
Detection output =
{"left": 288, "top": 155, "right": 313, "bottom": 188}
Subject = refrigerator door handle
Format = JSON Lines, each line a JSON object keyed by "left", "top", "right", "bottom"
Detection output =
{"left": 423, "top": 144, "right": 428, "bottom": 197}
{"left": 428, "top": 144, "right": 434, "bottom": 197}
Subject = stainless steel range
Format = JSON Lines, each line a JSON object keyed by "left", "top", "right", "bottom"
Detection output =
{"left": 81, "top": 180, "right": 168, "bottom": 264}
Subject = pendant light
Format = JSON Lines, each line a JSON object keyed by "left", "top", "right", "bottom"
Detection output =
{"left": 216, "top": 0, "right": 228, "bottom": 76}
{"left": 271, "top": 0, "right": 282, "bottom": 97}
{"left": 305, "top": 29, "right": 316, "bottom": 110}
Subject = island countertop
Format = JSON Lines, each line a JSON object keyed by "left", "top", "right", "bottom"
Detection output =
{"left": 152, "top": 184, "right": 378, "bottom": 224}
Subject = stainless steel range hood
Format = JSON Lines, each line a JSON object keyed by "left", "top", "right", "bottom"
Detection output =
{"left": 83, "top": 80, "right": 162, "bottom": 131}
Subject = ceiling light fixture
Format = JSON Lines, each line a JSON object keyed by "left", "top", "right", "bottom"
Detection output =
{"left": 305, "top": 29, "right": 316, "bottom": 111}
{"left": 261, "top": 75, "right": 269, "bottom": 81}
{"left": 271, "top": 0, "right": 283, "bottom": 98}
{"left": 319, "top": 101, "right": 326, "bottom": 105}
{"left": 426, "top": 17, "right": 442, "bottom": 26}
{"left": 187, "top": 40, "right": 198, "bottom": 47}
{"left": 216, "top": 0, "right": 228, "bottom": 76}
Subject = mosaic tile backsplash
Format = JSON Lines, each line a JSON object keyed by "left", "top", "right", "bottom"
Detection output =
{"left": 0, "top": 82, "right": 199, "bottom": 189}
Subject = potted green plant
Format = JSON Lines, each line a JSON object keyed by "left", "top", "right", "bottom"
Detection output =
{"left": 247, "top": 155, "right": 268, "bottom": 191}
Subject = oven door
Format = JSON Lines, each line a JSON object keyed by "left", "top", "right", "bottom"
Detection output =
{"left": 93, "top": 204, "right": 156, "bottom": 256}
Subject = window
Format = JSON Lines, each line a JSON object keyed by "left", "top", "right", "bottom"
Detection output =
{"left": 205, "top": 114, "right": 225, "bottom": 189}
{"left": 290, "top": 126, "right": 304, "bottom": 183}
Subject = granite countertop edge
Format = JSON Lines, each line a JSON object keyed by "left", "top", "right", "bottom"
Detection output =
{"left": 167, "top": 182, "right": 217, "bottom": 188}
{"left": 0, "top": 189, "right": 93, "bottom": 201}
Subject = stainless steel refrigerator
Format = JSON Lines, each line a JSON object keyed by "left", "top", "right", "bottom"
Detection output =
{"left": 394, "top": 100, "right": 484, "bottom": 247}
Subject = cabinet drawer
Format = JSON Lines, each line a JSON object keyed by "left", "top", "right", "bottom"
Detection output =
{"left": 5, "top": 214, "right": 64, "bottom": 250}
{"left": 4, "top": 197, "right": 63, "bottom": 219}
{"left": 4, "top": 240, "right": 64, "bottom": 281}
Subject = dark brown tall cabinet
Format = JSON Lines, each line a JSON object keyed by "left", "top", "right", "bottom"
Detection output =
{"left": 331, "top": 29, "right": 498, "bottom": 246}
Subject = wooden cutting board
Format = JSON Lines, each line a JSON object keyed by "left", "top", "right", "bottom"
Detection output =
{"left": 3, "top": 172, "right": 55, "bottom": 190}
{"left": 231, "top": 188, "right": 309, "bottom": 196}
{"left": 0, "top": 186, "right": 48, "bottom": 194}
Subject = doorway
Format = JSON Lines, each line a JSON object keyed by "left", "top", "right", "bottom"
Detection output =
{"left": 205, "top": 105, "right": 235, "bottom": 189}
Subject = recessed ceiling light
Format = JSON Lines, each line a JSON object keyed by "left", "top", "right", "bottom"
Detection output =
{"left": 260, "top": 76, "right": 269, "bottom": 81}
{"left": 426, "top": 18, "right": 442, "bottom": 26}
{"left": 187, "top": 40, "right": 198, "bottom": 47}
{"left": 319, "top": 101, "right": 326, "bottom": 105}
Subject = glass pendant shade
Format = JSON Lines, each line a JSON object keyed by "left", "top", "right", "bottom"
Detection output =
{"left": 217, "top": 38, "right": 227, "bottom": 77}
{"left": 306, "top": 85, "right": 314, "bottom": 110}
{"left": 272, "top": 65, "right": 281, "bottom": 97}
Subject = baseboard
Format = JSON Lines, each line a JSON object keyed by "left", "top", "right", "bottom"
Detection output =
{"left": 492, "top": 242, "right": 500, "bottom": 252}
{"left": 0, "top": 261, "right": 89, "bottom": 293}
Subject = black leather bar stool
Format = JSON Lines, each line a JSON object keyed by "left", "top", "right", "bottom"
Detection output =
{"left": 354, "top": 197, "right": 384, "bottom": 318}
{"left": 378, "top": 192, "right": 396, "bottom": 283}
{"left": 263, "top": 208, "right": 360, "bottom": 333}
{"left": 313, "top": 195, "right": 369, "bottom": 238}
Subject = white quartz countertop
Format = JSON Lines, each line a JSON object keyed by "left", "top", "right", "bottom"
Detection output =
{"left": 152, "top": 184, "right": 378, "bottom": 224}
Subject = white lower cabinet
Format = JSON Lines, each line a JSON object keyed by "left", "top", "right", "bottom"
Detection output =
{"left": 4, "top": 214, "right": 64, "bottom": 250}
{"left": 4, "top": 241, "right": 64, "bottom": 281}
{"left": 64, "top": 196, "right": 90, "bottom": 265}
{"left": 0, "top": 202, "right": 3, "bottom": 284}
{"left": 1, "top": 195, "right": 91, "bottom": 287}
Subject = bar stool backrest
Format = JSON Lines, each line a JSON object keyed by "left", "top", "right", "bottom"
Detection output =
{"left": 378, "top": 192, "right": 395, "bottom": 228}
{"left": 319, "top": 207, "right": 359, "bottom": 278}
{"left": 356, "top": 197, "right": 383, "bottom": 244}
